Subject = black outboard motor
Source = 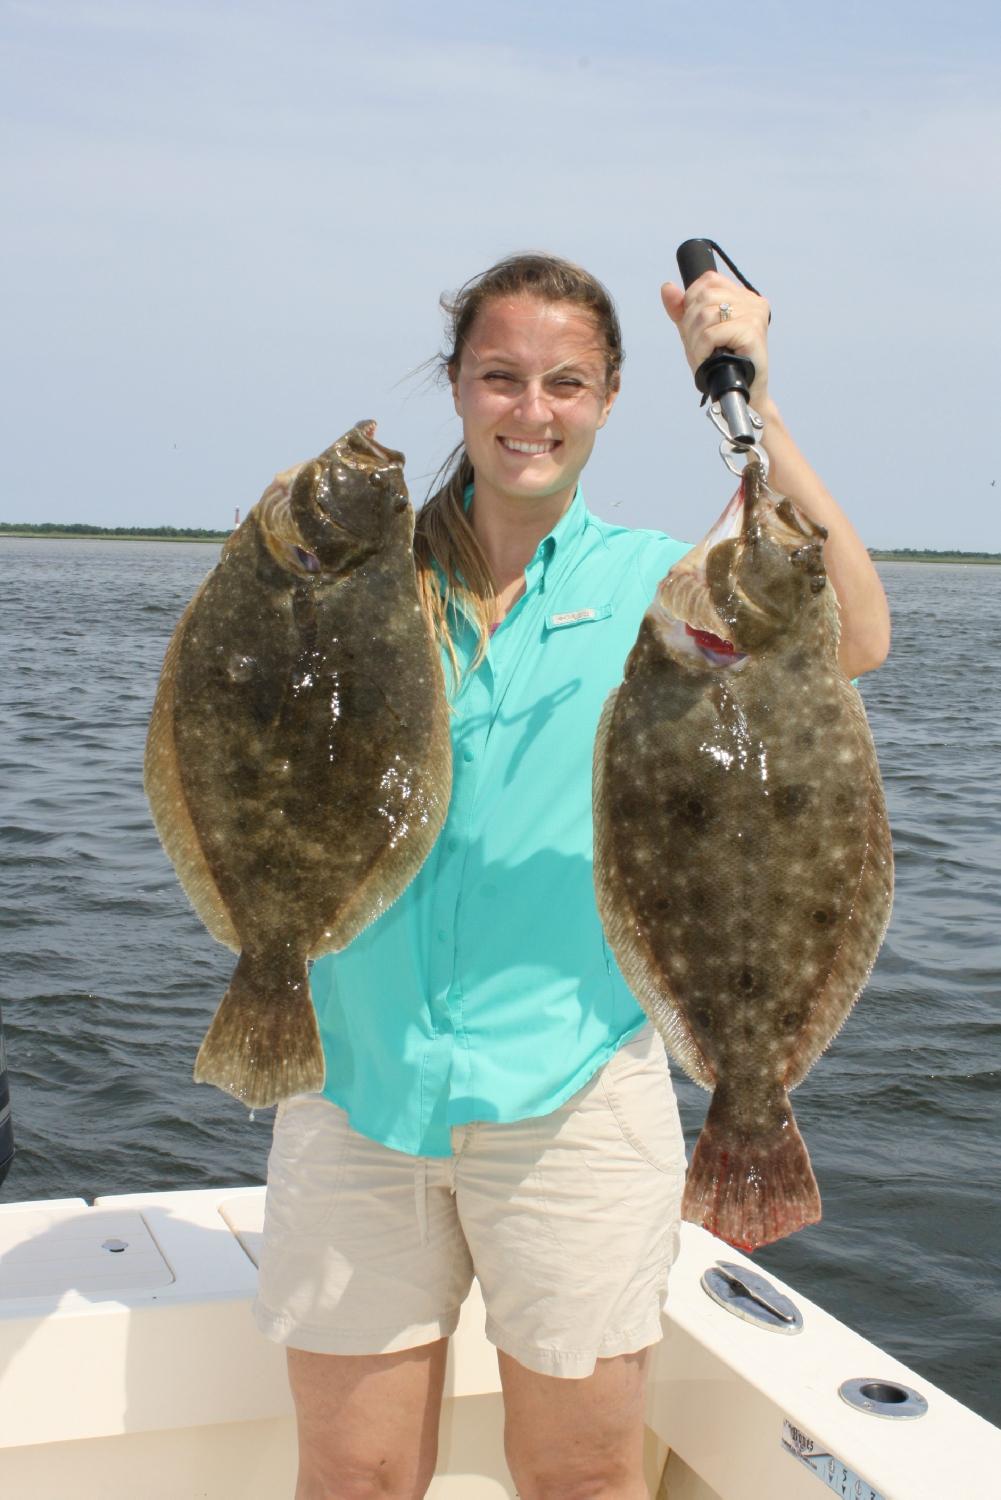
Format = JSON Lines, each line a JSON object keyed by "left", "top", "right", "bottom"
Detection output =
{"left": 0, "top": 1004, "right": 13, "bottom": 1188}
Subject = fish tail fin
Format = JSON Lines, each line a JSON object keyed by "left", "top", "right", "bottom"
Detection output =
{"left": 682, "top": 1086, "right": 821, "bottom": 1251}
{"left": 194, "top": 951, "right": 325, "bottom": 1108}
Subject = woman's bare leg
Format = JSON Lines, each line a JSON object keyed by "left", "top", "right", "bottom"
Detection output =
{"left": 287, "top": 1339, "right": 449, "bottom": 1500}
{"left": 499, "top": 1347, "right": 650, "bottom": 1500}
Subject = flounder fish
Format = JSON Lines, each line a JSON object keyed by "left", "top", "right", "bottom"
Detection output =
{"left": 594, "top": 458, "right": 892, "bottom": 1250}
{"left": 145, "top": 422, "right": 451, "bottom": 1107}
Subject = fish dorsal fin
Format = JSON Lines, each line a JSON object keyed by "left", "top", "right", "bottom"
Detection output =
{"left": 144, "top": 587, "right": 241, "bottom": 953}
{"left": 783, "top": 684, "right": 893, "bottom": 1088}
{"left": 592, "top": 685, "right": 715, "bottom": 1090}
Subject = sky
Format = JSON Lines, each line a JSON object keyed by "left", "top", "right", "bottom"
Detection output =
{"left": 3, "top": 0, "right": 1000, "bottom": 549}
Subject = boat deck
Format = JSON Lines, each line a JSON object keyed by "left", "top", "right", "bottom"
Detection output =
{"left": 0, "top": 1187, "right": 997, "bottom": 1497}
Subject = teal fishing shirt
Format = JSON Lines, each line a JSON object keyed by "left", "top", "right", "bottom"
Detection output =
{"left": 311, "top": 486, "right": 690, "bottom": 1156}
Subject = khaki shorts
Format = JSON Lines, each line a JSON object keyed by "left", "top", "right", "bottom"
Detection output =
{"left": 253, "top": 1024, "right": 686, "bottom": 1379}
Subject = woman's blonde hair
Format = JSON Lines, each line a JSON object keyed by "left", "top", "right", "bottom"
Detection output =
{"left": 414, "top": 252, "right": 624, "bottom": 681}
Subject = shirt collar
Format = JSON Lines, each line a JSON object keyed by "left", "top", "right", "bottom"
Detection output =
{"left": 463, "top": 482, "right": 587, "bottom": 581}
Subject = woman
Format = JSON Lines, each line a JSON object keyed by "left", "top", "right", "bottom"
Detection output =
{"left": 254, "top": 253, "right": 890, "bottom": 1500}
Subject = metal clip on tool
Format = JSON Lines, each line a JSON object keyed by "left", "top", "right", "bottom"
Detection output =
{"left": 676, "top": 238, "right": 767, "bottom": 480}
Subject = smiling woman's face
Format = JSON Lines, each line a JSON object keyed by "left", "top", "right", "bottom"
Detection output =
{"left": 451, "top": 294, "right": 618, "bottom": 514}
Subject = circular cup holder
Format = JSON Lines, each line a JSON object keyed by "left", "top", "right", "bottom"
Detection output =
{"left": 839, "top": 1377, "right": 928, "bottom": 1419}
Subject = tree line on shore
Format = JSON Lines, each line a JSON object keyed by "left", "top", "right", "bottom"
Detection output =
{"left": 2, "top": 523, "right": 997, "bottom": 561}
{"left": 868, "top": 547, "right": 1000, "bottom": 562}
{"left": 0, "top": 522, "right": 230, "bottom": 539}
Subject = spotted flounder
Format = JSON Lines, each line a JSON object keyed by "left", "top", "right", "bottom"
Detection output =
{"left": 144, "top": 423, "right": 451, "bottom": 1107}
{"left": 594, "top": 458, "right": 892, "bottom": 1250}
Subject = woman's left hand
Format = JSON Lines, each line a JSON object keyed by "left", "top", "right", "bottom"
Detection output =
{"left": 660, "top": 272, "right": 770, "bottom": 412}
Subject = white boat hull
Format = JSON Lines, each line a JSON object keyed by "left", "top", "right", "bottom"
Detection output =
{"left": 0, "top": 1187, "right": 997, "bottom": 1497}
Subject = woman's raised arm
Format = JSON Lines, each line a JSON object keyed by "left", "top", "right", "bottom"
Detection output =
{"left": 661, "top": 271, "right": 890, "bottom": 678}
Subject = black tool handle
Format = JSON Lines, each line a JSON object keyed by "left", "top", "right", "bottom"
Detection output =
{"left": 675, "top": 238, "right": 756, "bottom": 442}
{"left": 677, "top": 237, "right": 719, "bottom": 291}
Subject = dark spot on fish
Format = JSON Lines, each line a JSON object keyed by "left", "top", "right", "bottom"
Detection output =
{"left": 812, "top": 908, "right": 832, "bottom": 926}
{"left": 786, "top": 650, "right": 809, "bottom": 674}
{"left": 340, "top": 672, "right": 391, "bottom": 721}
{"left": 673, "top": 792, "right": 712, "bottom": 830}
{"left": 774, "top": 784, "right": 812, "bottom": 818}
{"left": 736, "top": 967, "right": 758, "bottom": 995}
{"left": 694, "top": 1009, "right": 712, "bottom": 1031}
{"left": 780, "top": 1011, "right": 800, "bottom": 1032}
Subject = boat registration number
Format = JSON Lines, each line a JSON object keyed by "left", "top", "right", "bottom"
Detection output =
{"left": 782, "top": 1419, "right": 885, "bottom": 1499}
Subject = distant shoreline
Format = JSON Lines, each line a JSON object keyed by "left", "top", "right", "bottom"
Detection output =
{"left": 869, "top": 552, "right": 1000, "bottom": 565}
{"left": 0, "top": 528, "right": 228, "bottom": 543}
{"left": 1, "top": 529, "right": 998, "bottom": 563}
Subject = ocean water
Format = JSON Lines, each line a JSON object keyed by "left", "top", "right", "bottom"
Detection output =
{"left": 1, "top": 539, "right": 999, "bottom": 1425}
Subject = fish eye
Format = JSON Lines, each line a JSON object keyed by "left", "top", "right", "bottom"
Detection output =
{"left": 290, "top": 544, "right": 321, "bottom": 573}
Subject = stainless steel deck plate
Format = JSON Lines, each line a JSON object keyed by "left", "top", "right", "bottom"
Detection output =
{"left": 701, "top": 1259, "right": 804, "bottom": 1333}
{"left": 839, "top": 1377, "right": 929, "bottom": 1420}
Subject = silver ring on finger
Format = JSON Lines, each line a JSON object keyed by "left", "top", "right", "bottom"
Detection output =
{"left": 718, "top": 302, "right": 733, "bottom": 323}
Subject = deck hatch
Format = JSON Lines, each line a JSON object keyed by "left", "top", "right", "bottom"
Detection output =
{"left": 0, "top": 1207, "right": 174, "bottom": 1299}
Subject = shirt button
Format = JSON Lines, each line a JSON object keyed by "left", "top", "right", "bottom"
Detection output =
{"left": 437, "top": 929, "right": 447, "bottom": 942}
{"left": 462, "top": 748, "right": 474, "bottom": 763}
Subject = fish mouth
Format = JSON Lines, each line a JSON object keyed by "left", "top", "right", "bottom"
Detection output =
{"left": 660, "top": 616, "right": 747, "bottom": 669}
{"left": 657, "top": 460, "right": 829, "bottom": 665}
{"left": 658, "top": 487, "right": 748, "bottom": 665}
{"left": 323, "top": 420, "right": 405, "bottom": 475}
{"left": 684, "top": 623, "right": 740, "bottom": 660}
{"left": 304, "top": 419, "right": 409, "bottom": 551}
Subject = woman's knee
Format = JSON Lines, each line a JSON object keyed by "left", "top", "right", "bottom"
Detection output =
{"left": 288, "top": 1342, "right": 447, "bottom": 1499}
{"left": 505, "top": 1437, "right": 642, "bottom": 1500}
{"left": 295, "top": 1447, "right": 437, "bottom": 1499}
{"left": 500, "top": 1349, "right": 649, "bottom": 1500}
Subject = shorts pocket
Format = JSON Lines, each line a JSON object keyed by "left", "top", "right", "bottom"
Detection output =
{"left": 600, "top": 1029, "right": 687, "bottom": 1175}
{"left": 264, "top": 1094, "right": 350, "bottom": 1237}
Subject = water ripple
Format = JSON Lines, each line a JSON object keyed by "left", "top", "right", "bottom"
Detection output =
{"left": 1, "top": 545, "right": 1000, "bottom": 1423}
